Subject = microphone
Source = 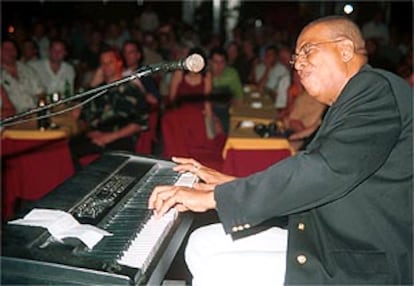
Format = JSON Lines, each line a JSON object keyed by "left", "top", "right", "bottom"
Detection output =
{"left": 180, "top": 53, "right": 205, "bottom": 73}
{"left": 135, "top": 53, "right": 205, "bottom": 76}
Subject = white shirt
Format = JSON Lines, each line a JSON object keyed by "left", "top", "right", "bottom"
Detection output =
{"left": 29, "top": 59, "right": 75, "bottom": 97}
{"left": 33, "top": 36, "right": 50, "bottom": 59}
{"left": 1, "top": 62, "right": 44, "bottom": 113}
{"left": 255, "top": 62, "right": 290, "bottom": 108}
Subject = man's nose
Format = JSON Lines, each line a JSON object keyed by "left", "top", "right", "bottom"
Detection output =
{"left": 294, "top": 56, "right": 306, "bottom": 71}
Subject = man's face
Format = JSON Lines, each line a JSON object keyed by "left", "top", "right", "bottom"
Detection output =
{"left": 210, "top": 54, "right": 226, "bottom": 76}
{"left": 49, "top": 42, "right": 66, "bottom": 63}
{"left": 23, "top": 41, "right": 37, "bottom": 59}
{"left": 123, "top": 43, "right": 140, "bottom": 68}
{"left": 294, "top": 24, "right": 345, "bottom": 105}
{"left": 226, "top": 44, "right": 238, "bottom": 61}
{"left": 263, "top": 49, "right": 277, "bottom": 67}
{"left": 100, "top": 51, "right": 122, "bottom": 81}
{"left": 1, "top": 41, "right": 18, "bottom": 66}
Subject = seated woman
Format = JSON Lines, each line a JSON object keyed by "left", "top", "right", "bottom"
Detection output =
{"left": 167, "top": 47, "right": 221, "bottom": 138}
{"left": 162, "top": 48, "right": 225, "bottom": 168}
{"left": 168, "top": 48, "right": 211, "bottom": 108}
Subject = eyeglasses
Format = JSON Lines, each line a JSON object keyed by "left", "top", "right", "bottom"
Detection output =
{"left": 289, "top": 38, "right": 344, "bottom": 67}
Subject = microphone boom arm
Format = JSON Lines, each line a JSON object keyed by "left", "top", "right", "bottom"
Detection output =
{"left": 0, "top": 63, "right": 166, "bottom": 127}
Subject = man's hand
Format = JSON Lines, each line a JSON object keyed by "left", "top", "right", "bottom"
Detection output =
{"left": 148, "top": 185, "right": 216, "bottom": 218}
{"left": 171, "top": 157, "right": 236, "bottom": 185}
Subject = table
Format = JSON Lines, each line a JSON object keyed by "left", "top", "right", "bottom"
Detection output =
{"left": 221, "top": 86, "right": 294, "bottom": 177}
{"left": 1, "top": 125, "right": 75, "bottom": 220}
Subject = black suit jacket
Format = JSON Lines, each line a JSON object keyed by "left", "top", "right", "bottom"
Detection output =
{"left": 215, "top": 65, "right": 412, "bottom": 284}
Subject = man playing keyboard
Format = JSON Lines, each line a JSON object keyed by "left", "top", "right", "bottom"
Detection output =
{"left": 149, "top": 15, "right": 412, "bottom": 286}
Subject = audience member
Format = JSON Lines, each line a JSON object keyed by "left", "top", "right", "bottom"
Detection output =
{"left": 158, "top": 23, "right": 182, "bottom": 61}
{"left": 225, "top": 41, "right": 246, "bottom": 85}
{"left": 209, "top": 47, "right": 244, "bottom": 134}
{"left": 277, "top": 45, "right": 293, "bottom": 69}
{"left": 32, "top": 22, "right": 50, "bottom": 59}
{"left": 81, "top": 30, "right": 107, "bottom": 72}
{"left": 69, "top": 47, "right": 149, "bottom": 168}
{"left": 20, "top": 39, "right": 39, "bottom": 64}
{"left": 149, "top": 15, "right": 412, "bottom": 285}
{"left": 240, "top": 39, "right": 258, "bottom": 84}
{"left": 79, "top": 29, "right": 109, "bottom": 88}
{"left": 104, "top": 22, "right": 126, "bottom": 51}
{"left": 139, "top": 4, "right": 160, "bottom": 33}
{"left": 29, "top": 39, "right": 76, "bottom": 98}
{"left": 253, "top": 45, "right": 290, "bottom": 109}
{"left": 162, "top": 48, "right": 225, "bottom": 166}
{"left": 142, "top": 31, "right": 163, "bottom": 65}
{"left": 121, "top": 39, "right": 160, "bottom": 106}
{"left": 168, "top": 47, "right": 213, "bottom": 113}
{"left": 1, "top": 38, "right": 44, "bottom": 113}
{"left": 362, "top": 9, "right": 390, "bottom": 46}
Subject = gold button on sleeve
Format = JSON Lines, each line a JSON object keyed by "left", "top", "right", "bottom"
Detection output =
{"left": 296, "top": 254, "right": 307, "bottom": 265}
{"left": 298, "top": 223, "right": 305, "bottom": 231}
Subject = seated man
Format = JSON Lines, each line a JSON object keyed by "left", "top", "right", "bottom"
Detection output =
{"left": 149, "top": 15, "right": 412, "bottom": 286}
{"left": 29, "top": 38, "right": 76, "bottom": 98}
{"left": 1, "top": 38, "right": 45, "bottom": 114}
{"left": 253, "top": 45, "right": 290, "bottom": 109}
{"left": 69, "top": 47, "right": 149, "bottom": 168}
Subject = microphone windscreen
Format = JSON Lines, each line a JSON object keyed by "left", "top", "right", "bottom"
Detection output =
{"left": 185, "top": 54, "right": 205, "bottom": 73}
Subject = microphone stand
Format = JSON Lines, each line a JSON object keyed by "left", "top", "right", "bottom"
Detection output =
{"left": 0, "top": 63, "right": 165, "bottom": 127}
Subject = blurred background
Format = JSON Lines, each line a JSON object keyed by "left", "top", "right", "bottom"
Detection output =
{"left": 2, "top": 1, "right": 412, "bottom": 90}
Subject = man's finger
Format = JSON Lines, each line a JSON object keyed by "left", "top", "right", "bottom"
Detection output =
{"left": 172, "top": 157, "right": 197, "bottom": 165}
{"left": 148, "top": 185, "right": 173, "bottom": 209}
{"left": 156, "top": 194, "right": 179, "bottom": 218}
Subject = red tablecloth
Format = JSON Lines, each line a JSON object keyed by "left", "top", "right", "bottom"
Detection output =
{"left": 1, "top": 138, "right": 74, "bottom": 220}
{"left": 222, "top": 148, "right": 291, "bottom": 177}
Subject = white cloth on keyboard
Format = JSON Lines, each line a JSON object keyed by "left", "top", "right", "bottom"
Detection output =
{"left": 8, "top": 209, "right": 112, "bottom": 249}
{"left": 185, "top": 223, "right": 287, "bottom": 286}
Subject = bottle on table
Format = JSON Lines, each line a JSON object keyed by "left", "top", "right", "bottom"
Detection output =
{"left": 37, "top": 96, "right": 50, "bottom": 131}
{"left": 64, "top": 79, "right": 71, "bottom": 99}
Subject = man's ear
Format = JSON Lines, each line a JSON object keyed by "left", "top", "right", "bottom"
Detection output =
{"left": 339, "top": 38, "right": 355, "bottom": 62}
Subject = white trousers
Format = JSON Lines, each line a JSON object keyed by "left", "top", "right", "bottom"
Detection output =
{"left": 185, "top": 223, "right": 288, "bottom": 286}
